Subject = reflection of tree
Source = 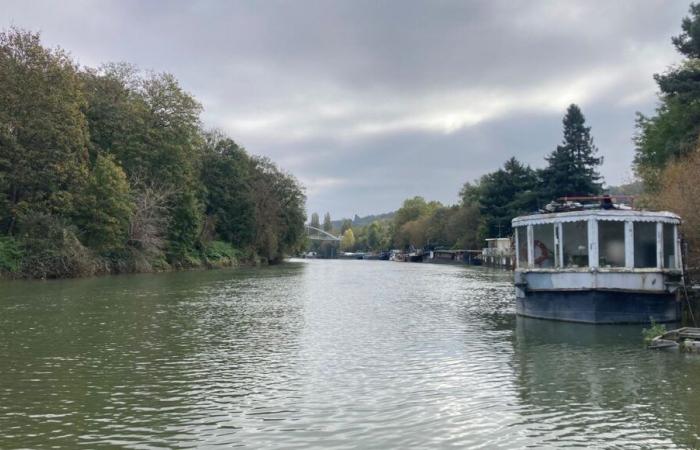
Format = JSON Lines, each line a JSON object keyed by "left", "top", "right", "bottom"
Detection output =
{"left": 511, "top": 317, "right": 700, "bottom": 448}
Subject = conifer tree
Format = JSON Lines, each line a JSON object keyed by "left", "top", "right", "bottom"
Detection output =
{"left": 635, "top": 3, "right": 700, "bottom": 190}
{"left": 541, "top": 104, "right": 603, "bottom": 199}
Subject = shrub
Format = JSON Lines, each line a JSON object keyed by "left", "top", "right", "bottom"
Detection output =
{"left": 18, "top": 213, "right": 97, "bottom": 278}
{"left": 204, "top": 240, "right": 239, "bottom": 267}
{"left": 642, "top": 319, "right": 667, "bottom": 346}
{"left": 0, "top": 236, "right": 22, "bottom": 273}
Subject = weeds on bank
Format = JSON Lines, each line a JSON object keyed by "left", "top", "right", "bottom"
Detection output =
{"left": 642, "top": 319, "right": 667, "bottom": 346}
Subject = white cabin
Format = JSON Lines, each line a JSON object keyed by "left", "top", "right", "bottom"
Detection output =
{"left": 512, "top": 209, "right": 681, "bottom": 273}
{"left": 511, "top": 208, "right": 683, "bottom": 323}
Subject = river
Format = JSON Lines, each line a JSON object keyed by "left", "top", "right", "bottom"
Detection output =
{"left": 1, "top": 259, "right": 699, "bottom": 448}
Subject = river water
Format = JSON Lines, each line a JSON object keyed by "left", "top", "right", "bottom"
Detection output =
{"left": 1, "top": 259, "right": 700, "bottom": 448}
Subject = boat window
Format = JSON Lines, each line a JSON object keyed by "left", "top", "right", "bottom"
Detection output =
{"left": 516, "top": 226, "right": 528, "bottom": 268}
{"left": 663, "top": 223, "right": 677, "bottom": 268}
{"left": 634, "top": 222, "right": 657, "bottom": 268}
{"left": 598, "top": 221, "right": 625, "bottom": 267}
{"left": 532, "top": 224, "right": 555, "bottom": 268}
{"left": 562, "top": 221, "right": 588, "bottom": 267}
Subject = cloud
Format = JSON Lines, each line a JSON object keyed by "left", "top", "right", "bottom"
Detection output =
{"left": 2, "top": 0, "right": 691, "bottom": 218}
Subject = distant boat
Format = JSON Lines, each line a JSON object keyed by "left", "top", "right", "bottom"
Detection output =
{"left": 512, "top": 197, "right": 683, "bottom": 324}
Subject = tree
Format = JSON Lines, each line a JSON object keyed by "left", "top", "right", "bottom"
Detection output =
{"left": 127, "top": 175, "right": 176, "bottom": 259}
{"left": 340, "top": 228, "right": 355, "bottom": 251}
{"left": 540, "top": 104, "right": 603, "bottom": 200}
{"left": 0, "top": 28, "right": 90, "bottom": 234}
{"left": 367, "top": 221, "right": 381, "bottom": 250}
{"left": 394, "top": 196, "right": 441, "bottom": 231}
{"left": 200, "top": 133, "right": 255, "bottom": 247}
{"left": 478, "top": 157, "right": 539, "bottom": 238}
{"left": 446, "top": 203, "right": 481, "bottom": 249}
{"left": 310, "top": 212, "right": 320, "bottom": 229}
{"left": 75, "top": 154, "right": 133, "bottom": 253}
{"left": 167, "top": 190, "right": 203, "bottom": 262}
{"left": 671, "top": 3, "right": 700, "bottom": 58}
{"left": 323, "top": 212, "right": 332, "bottom": 232}
{"left": 340, "top": 218, "right": 352, "bottom": 234}
{"left": 635, "top": 4, "right": 700, "bottom": 190}
{"left": 654, "top": 148, "right": 700, "bottom": 274}
{"left": 0, "top": 27, "right": 310, "bottom": 277}
{"left": 249, "top": 157, "right": 306, "bottom": 262}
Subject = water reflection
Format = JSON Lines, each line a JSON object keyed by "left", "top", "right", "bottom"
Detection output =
{"left": 1, "top": 261, "right": 700, "bottom": 448}
{"left": 512, "top": 316, "right": 700, "bottom": 448}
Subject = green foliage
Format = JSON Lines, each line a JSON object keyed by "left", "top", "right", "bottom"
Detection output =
{"left": 18, "top": 213, "right": 96, "bottom": 279}
{"left": 201, "top": 133, "right": 255, "bottom": 247}
{"left": 672, "top": 3, "right": 700, "bottom": 58}
{"left": 167, "top": 190, "right": 203, "bottom": 262}
{"left": 340, "top": 219, "right": 353, "bottom": 235}
{"left": 540, "top": 104, "right": 603, "bottom": 199}
{"left": 642, "top": 319, "right": 667, "bottom": 346}
{"left": 310, "top": 212, "right": 320, "bottom": 229}
{"left": 476, "top": 157, "right": 540, "bottom": 239}
{"left": 341, "top": 228, "right": 356, "bottom": 251}
{"left": 635, "top": 4, "right": 700, "bottom": 190}
{"left": 367, "top": 221, "right": 382, "bottom": 250}
{"left": 0, "top": 28, "right": 90, "bottom": 233}
{"left": 203, "top": 240, "right": 239, "bottom": 267}
{"left": 75, "top": 154, "right": 133, "bottom": 253}
{"left": 0, "top": 236, "right": 21, "bottom": 272}
{"left": 394, "top": 197, "right": 441, "bottom": 231}
{"left": 0, "top": 28, "right": 308, "bottom": 278}
{"left": 249, "top": 156, "right": 306, "bottom": 262}
{"left": 323, "top": 212, "right": 333, "bottom": 232}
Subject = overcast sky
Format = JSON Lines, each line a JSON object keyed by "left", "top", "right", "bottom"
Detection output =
{"left": 3, "top": 1, "right": 691, "bottom": 219}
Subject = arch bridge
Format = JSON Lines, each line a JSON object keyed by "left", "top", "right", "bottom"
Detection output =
{"left": 306, "top": 225, "right": 341, "bottom": 241}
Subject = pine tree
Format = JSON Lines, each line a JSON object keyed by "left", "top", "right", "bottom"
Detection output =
{"left": 635, "top": 3, "right": 700, "bottom": 190}
{"left": 541, "top": 104, "right": 603, "bottom": 199}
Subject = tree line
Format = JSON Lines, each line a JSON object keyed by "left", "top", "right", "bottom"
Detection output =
{"left": 310, "top": 103, "right": 604, "bottom": 254}
{"left": 313, "top": 3, "right": 700, "bottom": 274}
{"left": 634, "top": 3, "right": 700, "bottom": 275}
{"left": 0, "top": 28, "right": 306, "bottom": 278}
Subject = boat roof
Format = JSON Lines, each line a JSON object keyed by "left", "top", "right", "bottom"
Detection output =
{"left": 512, "top": 209, "right": 681, "bottom": 226}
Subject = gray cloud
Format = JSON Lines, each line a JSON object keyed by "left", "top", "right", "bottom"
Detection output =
{"left": 2, "top": 0, "right": 691, "bottom": 218}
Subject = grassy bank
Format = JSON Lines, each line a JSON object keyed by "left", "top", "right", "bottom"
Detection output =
{"left": 0, "top": 236, "right": 279, "bottom": 280}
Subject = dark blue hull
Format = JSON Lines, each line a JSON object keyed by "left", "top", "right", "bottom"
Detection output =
{"left": 516, "top": 290, "right": 680, "bottom": 324}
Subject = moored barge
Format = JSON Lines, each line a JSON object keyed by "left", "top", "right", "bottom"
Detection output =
{"left": 512, "top": 199, "right": 683, "bottom": 324}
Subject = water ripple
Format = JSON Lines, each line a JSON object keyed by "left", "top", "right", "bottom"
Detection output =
{"left": 1, "top": 261, "right": 699, "bottom": 448}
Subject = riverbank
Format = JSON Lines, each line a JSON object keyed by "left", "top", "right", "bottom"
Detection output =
{"left": 0, "top": 237, "right": 284, "bottom": 280}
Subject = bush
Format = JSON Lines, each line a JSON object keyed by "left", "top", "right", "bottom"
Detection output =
{"left": 0, "top": 236, "right": 22, "bottom": 273}
{"left": 642, "top": 319, "right": 667, "bottom": 346}
{"left": 203, "top": 240, "right": 239, "bottom": 267}
{"left": 18, "top": 213, "right": 97, "bottom": 278}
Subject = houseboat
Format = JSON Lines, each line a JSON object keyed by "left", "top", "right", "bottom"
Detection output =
{"left": 482, "top": 237, "right": 514, "bottom": 269}
{"left": 512, "top": 198, "right": 683, "bottom": 324}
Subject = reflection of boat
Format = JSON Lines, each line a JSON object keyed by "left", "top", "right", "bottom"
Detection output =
{"left": 512, "top": 316, "right": 696, "bottom": 448}
{"left": 512, "top": 197, "right": 683, "bottom": 324}
{"left": 408, "top": 252, "right": 423, "bottom": 262}
{"left": 515, "top": 315, "right": 647, "bottom": 346}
